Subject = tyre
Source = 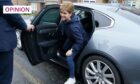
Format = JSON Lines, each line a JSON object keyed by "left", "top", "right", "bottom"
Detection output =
{"left": 82, "top": 56, "right": 121, "bottom": 84}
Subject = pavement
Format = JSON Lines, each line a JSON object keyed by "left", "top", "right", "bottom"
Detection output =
{"left": 12, "top": 48, "right": 70, "bottom": 84}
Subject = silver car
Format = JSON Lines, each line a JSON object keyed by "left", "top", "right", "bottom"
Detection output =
{"left": 21, "top": 3, "right": 140, "bottom": 84}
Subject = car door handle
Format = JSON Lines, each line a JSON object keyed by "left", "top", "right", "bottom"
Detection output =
{"left": 37, "top": 29, "right": 56, "bottom": 34}
{"left": 38, "top": 40, "right": 57, "bottom": 47}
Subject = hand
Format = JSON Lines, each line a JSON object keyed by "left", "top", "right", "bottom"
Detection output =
{"left": 26, "top": 24, "right": 35, "bottom": 32}
{"left": 66, "top": 49, "right": 73, "bottom": 56}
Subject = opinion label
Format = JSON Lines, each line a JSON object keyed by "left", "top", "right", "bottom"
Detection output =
{"left": 3, "top": 6, "right": 32, "bottom": 14}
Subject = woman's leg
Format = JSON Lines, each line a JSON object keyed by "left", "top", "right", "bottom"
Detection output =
{"left": 64, "top": 55, "right": 76, "bottom": 84}
{"left": 66, "top": 56, "right": 75, "bottom": 78}
{"left": 63, "top": 39, "right": 76, "bottom": 83}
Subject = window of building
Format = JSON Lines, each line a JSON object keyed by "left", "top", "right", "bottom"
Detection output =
{"left": 31, "top": 3, "right": 37, "bottom": 12}
{"left": 83, "top": 0, "right": 96, "bottom": 3}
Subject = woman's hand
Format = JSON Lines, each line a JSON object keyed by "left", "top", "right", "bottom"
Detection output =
{"left": 66, "top": 49, "right": 73, "bottom": 56}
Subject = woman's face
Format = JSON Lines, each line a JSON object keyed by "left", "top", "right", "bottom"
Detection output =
{"left": 60, "top": 9, "right": 72, "bottom": 21}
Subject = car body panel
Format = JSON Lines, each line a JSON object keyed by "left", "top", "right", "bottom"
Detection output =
{"left": 75, "top": 5, "right": 140, "bottom": 84}
{"left": 82, "top": 29, "right": 140, "bottom": 84}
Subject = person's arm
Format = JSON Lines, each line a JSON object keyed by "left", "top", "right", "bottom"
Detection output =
{"left": 65, "top": 25, "right": 84, "bottom": 56}
{"left": 57, "top": 22, "right": 64, "bottom": 37}
{"left": 0, "top": 1, "right": 35, "bottom": 31}
{"left": 71, "top": 26, "right": 84, "bottom": 53}
{"left": 0, "top": 1, "right": 27, "bottom": 30}
{"left": 4, "top": 14, "right": 27, "bottom": 30}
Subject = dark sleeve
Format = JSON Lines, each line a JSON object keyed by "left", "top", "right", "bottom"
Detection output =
{"left": 0, "top": 1, "right": 27, "bottom": 30}
{"left": 57, "top": 22, "right": 67, "bottom": 43}
{"left": 57, "top": 22, "right": 63, "bottom": 36}
{"left": 71, "top": 26, "right": 84, "bottom": 52}
{"left": 57, "top": 22, "right": 63, "bottom": 40}
{"left": 0, "top": 5, "right": 2, "bottom": 15}
{"left": 4, "top": 14, "right": 27, "bottom": 30}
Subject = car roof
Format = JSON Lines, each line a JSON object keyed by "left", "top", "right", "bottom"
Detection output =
{"left": 74, "top": 3, "right": 140, "bottom": 25}
{"left": 74, "top": 3, "right": 118, "bottom": 13}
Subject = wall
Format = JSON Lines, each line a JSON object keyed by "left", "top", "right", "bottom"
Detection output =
{"left": 12, "top": 0, "right": 29, "bottom": 5}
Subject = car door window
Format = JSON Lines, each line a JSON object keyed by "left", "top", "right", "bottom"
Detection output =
{"left": 74, "top": 9, "right": 87, "bottom": 19}
{"left": 94, "top": 11, "right": 112, "bottom": 28}
{"left": 74, "top": 9, "right": 93, "bottom": 33}
{"left": 39, "top": 8, "right": 60, "bottom": 24}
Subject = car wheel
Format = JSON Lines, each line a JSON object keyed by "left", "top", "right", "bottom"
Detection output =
{"left": 16, "top": 30, "right": 23, "bottom": 50}
{"left": 82, "top": 56, "right": 121, "bottom": 84}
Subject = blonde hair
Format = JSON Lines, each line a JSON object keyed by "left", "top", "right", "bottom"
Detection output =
{"left": 60, "top": 1, "right": 74, "bottom": 14}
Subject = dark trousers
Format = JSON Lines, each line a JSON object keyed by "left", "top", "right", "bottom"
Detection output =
{"left": 0, "top": 50, "right": 13, "bottom": 84}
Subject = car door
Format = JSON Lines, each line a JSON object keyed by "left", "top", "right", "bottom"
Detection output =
{"left": 21, "top": 5, "right": 60, "bottom": 65}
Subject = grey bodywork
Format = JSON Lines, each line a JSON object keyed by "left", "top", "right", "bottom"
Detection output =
{"left": 75, "top": 3, "right": 140, "bottom": 84}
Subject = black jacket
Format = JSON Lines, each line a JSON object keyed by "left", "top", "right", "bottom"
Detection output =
{"left": 0, "top": 0, "right": 27, "bottom": 51}
{"left": 58, "top": 14, "right": 86, "bottom": 54}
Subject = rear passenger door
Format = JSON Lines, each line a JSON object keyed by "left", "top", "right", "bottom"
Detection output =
{"left": 22, "top": 5, "right": 60, "bottom": 65}
{"left": 35, "top": 5, "right": 60, "bottom": 61}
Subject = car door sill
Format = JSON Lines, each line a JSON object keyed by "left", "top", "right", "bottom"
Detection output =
{"left": 49, "top": 56, "right": 68, "bottom": 69}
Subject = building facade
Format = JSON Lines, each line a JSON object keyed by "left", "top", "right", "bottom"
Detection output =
{"left": 12, "top": 0, "right": 28, "bottom": 5}
{"left": 135, "top": 0, "right": 140, "bottom": 9}
{"left": 27, "top": 0, "right": 46, "bottom": 12}
{"left": 27, "top": 0, "right": 110, "bottom": 12}
{"left": 123, "top": 0, "right": 140, "bottom": 9}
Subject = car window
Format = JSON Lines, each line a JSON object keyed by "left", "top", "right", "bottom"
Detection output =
{"left": 74, "top": 9, "right": 93, "bottom": 33}
{"left": 39, "top": 8, "right": 60, "bottom": 24}
{"left": 74, "top": 9, "right": 84, "bottom": 19}
{"left": 94, "top": 11, "right": 112, "bottom": 28}
{"left": 74, "top": 9, "right": 90, "bottom": 19}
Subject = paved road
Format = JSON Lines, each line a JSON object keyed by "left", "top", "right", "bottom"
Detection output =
{"left": 12, "top": 48, "right": 67, "bottom": 84}
{"left": 12, "top": 49, "right": 83, "bottom": 84}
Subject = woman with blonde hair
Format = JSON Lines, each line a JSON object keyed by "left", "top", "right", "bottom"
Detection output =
{"left": 58, "top": 1, "right": 86, "bottom": 84}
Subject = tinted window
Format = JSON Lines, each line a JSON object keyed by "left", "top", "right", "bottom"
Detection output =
{"left": 74, "top": 9, "right": 85, "bottom": 19}
{"left": 74, "top": 9, "right": 93, "bottom": 33}
{"left": 94, "top": 11, "right": 111, "bottom": 28}
{"left": 39, "top": 8, "right": 60, "bottom": 24}
{"left": 74, "top": 9, "right": 91, "bottom": 20}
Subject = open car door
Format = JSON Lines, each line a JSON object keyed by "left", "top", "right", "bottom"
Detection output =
{"left": 21, "top": 5, "right": 60, "bottom": 65}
